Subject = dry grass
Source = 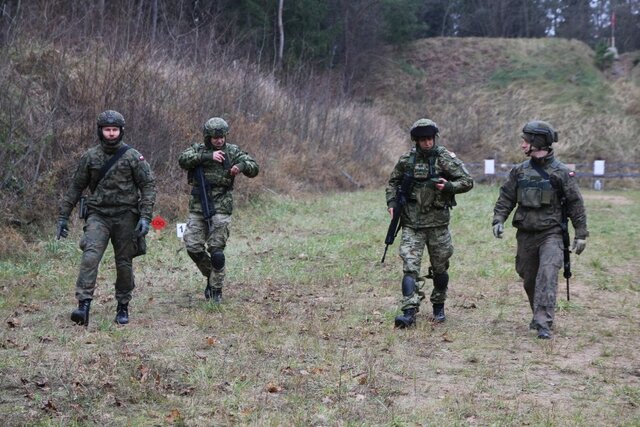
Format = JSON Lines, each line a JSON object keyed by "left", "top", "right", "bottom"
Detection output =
{"left": 360, "top": 37, "right": 640, "bottom": 164}
{"left": 1, "top": 185, "right": 639, "bottom": 425}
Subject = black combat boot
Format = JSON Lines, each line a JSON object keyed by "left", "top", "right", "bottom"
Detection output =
{"left": 204, "top": 284, "right": 213, "bottom": 300}
{"left": 537, "top": 323, "right": 552, "bottom": 339}
{"left": 114, "top": 302, "right": 129, "bottom": 325}
{"left": 394, "top": 307, "right": 417, "bottom": 328}
{"left": 432, "top": 303, "right": 446, "bottom": 323}
{"left": 211, "top": 288, "right": 222, "bottom": 304}
{"left": 71, "top": 299, "right": 91, "bottom": 326}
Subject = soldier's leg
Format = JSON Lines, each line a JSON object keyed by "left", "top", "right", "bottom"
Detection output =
{"left": 184, "top": 213, "right": 212, "bottom": 278}
{"left": 206, "top": 214, "right": 232, "bottom": 300}
{"left": 111, "top": 211, "right": 139, "bottom": 305}
{"left": 75, "top": 214, "right": 111, "bottom": 301}
{"left": 425, "top": 226, "right": 453, "bottom": 304}
{"left": 398, "top": 227, "right": 427, "bottom": 311}
{"left": 425, "top": 226, "right": 453, "bottom": 322}
{"left": 515, "top": 231, "right": 539, "bottom": 313}
{"left": 72, "top": 214, "right": 111, "bottom": 325}
{"left": 533, "top": 233, "right": 563, "bottom": 336}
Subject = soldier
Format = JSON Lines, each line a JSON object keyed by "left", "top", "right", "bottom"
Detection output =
{"left": 492, "top": 120, "right": 588, "bottom": 339}
{"left": 386, "top": 118, "right": 474, "bottom": 328}
{"left": 57, "top": 110, "right": 156, "bottom": 326}
{"left": 178, "top": 117, "right": 259, "bottom": 303}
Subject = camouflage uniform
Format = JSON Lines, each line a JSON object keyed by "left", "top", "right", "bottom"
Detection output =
{"left": 58, "top": 139, "right": 156, "bottom": 305}
{"left": 493, "top": 150, "right": 588, "bottom": 332}
{"left": 178, "top": 131, "right": 259, "bottom": 297}
{"left": 386, "top": 144, "right": 474, "bottom": 313}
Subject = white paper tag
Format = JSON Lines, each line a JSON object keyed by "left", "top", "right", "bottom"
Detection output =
{"left": 176, "top": 223, "right": 187, "bottom": 239}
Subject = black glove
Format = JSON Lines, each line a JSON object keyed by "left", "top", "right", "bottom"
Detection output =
{"left": 134, "top": 218, "right": 150, "bottom": 237}
{"left": 57, "top": 218, "right": 69, "bottom": 239}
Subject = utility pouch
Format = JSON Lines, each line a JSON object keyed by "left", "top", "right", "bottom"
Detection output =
{"left": 518, "top": 187, "right": 542, "bottom": 208}
{"left": 133, "top": 235, "right": 147, "bottom": 258}
{"left": 78, "top": 196, "right": 88, "bottom": 219}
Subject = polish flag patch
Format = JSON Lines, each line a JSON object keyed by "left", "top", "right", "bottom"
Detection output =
{"left": 569, "top": 171, "right": 575, "bottom": 177}
{"left": 139, "top": 155, "right": 145, "bottom": 161}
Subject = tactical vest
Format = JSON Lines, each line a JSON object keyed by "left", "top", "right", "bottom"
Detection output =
{"left": 516, "top": 159, "right": 559, "bottom": 208}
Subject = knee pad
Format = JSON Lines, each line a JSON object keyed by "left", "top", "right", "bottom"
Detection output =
{"left": 433, "top": 272, "right": 449, "bottom": 291}
{"left": 211, "top": 251, "right": 225, "bottom": 270}
{"left": 402, "top": 275, "right": 416, "bottom": 297}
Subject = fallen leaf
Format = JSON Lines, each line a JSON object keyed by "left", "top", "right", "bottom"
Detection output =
{"left": 266, "top": 383, "right": 283, "bottom": 393}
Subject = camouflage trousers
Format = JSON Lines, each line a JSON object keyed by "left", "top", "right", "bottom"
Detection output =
{"left": 75, "top": 211, "right": 138, "bottom": 303}
{"left": 515, "top": 229, "right": 563, "bottom": 329}
{"left": 398, "top": 225, "right": 453, "bottom": 310}
{"left": 183, "top": 212, "right": 231, "bottom": 289}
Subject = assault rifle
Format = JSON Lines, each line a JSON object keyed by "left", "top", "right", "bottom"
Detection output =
{"left": 194, "top": 166, "right": 215, "bottom": 233}
{"left": 381, "top": 172, "right": 414, "bottom": 263}
{"left": 552, "top": 176, "right": 571, "bottom": 301}
{"left": 559, "top": 191, "right": 572, "bottom": 301}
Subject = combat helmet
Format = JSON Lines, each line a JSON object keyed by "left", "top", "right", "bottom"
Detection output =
{"left": 521, "top": 120, "right": 558, "bottom": 148}
{"left": 203, "top": 117, "right": 229, "bottom": 143}
{"left": 96, "top": 110, "right": 125, "bottom": 144}
{"left": 410, "top": 118, "right": 439, "bottom": 140}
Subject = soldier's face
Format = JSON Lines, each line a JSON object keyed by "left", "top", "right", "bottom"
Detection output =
{"left": 520, "top": 138, "right": 531, "bottom": 156}
{"left": 211, "top": 135, "right": 225, "bottom": 149}
{"left": 101, "top": 126, "right": 121, "bottom": 141}
{"left": 416, "top": 135, "right": 435, "bottom": 150}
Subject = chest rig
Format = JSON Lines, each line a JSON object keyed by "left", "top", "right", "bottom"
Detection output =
{"left": 517, "top": 159, "right": 559, "bottom": 208}
{"left": 412, "top": 150, "right": 439, "bottom": 186}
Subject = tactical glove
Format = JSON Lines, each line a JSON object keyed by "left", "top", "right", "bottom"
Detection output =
{"left": 572, "top": 238, "right": 586, "bottom": 255}
{"left": 134, "top": 218, "right": 150, "bottom": 237}
{"left": 57, "top": 218, "right": 69, "bottom": 239}
{"left": 492, "top": 222, "right": 504, "bottom": 239}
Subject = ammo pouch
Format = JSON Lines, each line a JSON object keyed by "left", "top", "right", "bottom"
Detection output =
{"left": 78, "top": 195, "right": 88, "bottom": 220}
{"left": 517, "top": 179, "right": 555, "bottom": 208}
{"left": 133, "top": 235, "right": 147, "bottom": 258}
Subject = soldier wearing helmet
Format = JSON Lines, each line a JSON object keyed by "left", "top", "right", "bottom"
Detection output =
{"left": 178, "top": 117, "right": 259, "bottom": 303}
{"left": 57, "top": 110, "right": 156, "bottom": 327}
{"left": 386, "top": 118, "right": 474, "bottom": 328}
{"left": 492, "top": 120, "right": 588, "bottom": 339}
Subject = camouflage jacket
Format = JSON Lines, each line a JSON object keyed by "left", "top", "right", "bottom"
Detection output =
{"left": 492, "top": 151, "right": 588, "bottom": 239}
{"left": 58, "top": 140, "right": 156, "bottom": 221}
{"left": 178, "top": 142, "right": 259, "bottom": 215}
{"left": 386, "top": 145, "right": 474, "bottom": 228}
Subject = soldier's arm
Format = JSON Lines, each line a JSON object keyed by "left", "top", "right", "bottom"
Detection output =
{"left": 563, "top": 174, "right": 589, "bottom": 239}
{"left": 492, "top": 168, "right": 518, "bottom": 224}
{"left": 178, "top": 144, "right": 205, "bottom": 170}
{"left": 132, "top": 153, "right": 156, "bottom": 221}
{"left": 230, "top": 147, "right": 259, "bottom": 178}
{"left": 58, "top": 154, "right": 91, "bottom": 219}
{"left": 385, "top": 157, "right": 406, "bottom": 209}
{"left": 440, "top": 155, "right": 474, "bottom": 194}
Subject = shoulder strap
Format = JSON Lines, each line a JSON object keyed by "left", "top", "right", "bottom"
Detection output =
{"left": 528, "top": 159, "right": 550, "bottom": 180}
{"left": 91, "top": 144, "right": 131, "bottom": 192}
{"left": 408, "top": 150, "right": 417, "bottom": 176}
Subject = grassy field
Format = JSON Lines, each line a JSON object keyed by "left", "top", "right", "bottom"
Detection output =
{"left": 1, "top": 184, "right": 639, "bottom": 426}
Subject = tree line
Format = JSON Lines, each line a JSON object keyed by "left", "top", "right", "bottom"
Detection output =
{"left": 2, "top": 0, "right": 638, "bottom": 92}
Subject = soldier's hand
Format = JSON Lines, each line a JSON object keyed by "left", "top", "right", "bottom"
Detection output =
{"left": 135, "top": 218, "right": 150, "bottom": 237}
{"left": 492, "top": 222, "right": 504, "bottom": 239}
{"left": 213, "top": 150, "right": 225, "bottom": 163}
{"left": 572, "top": 238, "right": 586, "bottom": 255}
{"left": 388, "top": 207, "right": 394, "bottom": 218}
{"left": 230, "top": 165, "right": 241, "bottom": 176}
{"left": 435, "top": 178, "right": 452, "bottom": 192}
{"left": 56, "top": 218, "right": 69, "bottom": 239}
